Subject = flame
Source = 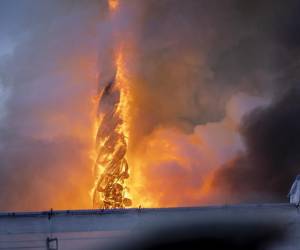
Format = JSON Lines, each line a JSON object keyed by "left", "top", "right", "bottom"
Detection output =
{"left": 115, "top": 52, "right": 131, "bottom": 142}
{"left": 91, "top": 0, "right": 240, "bottom": 209}
{"left": 108, "top": 0, "right": 119, "bottom": 12}
{"left": 127, "top": 119, "right": 243, "bottom": 208}
{"left": 91, "top": 0, "right": 132, "bottom": 209}
{"left": 91, "top": 48, "right": 132, "bottom": 209}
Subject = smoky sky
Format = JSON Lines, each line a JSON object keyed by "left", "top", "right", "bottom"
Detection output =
{"left": 131, "top": 0, "right": 300, "bottom": 136}
{"left": 0, "top": 0, "right": 300, "bottom": 210}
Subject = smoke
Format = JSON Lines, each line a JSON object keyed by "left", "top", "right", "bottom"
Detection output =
{"left": 127, "top": 0, "right": 300, "bottom": 206}
{"left": 213, "top": 88, "right": 300, "bottom": 202}
{"left": 130, "top": 0, "right": 299, "bottom": 138}
{"left": 129, "top": 93, "right": 268, "bottom": 207}
{"left": 0, "top": 132, "right": 91, "bottom": 210}
{"left": 0, "top": 0, "right": 103, "bottom": 211}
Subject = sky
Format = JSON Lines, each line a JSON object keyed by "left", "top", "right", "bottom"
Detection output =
{"left": 0, "top": 0, "right": 300, "bottom": 211}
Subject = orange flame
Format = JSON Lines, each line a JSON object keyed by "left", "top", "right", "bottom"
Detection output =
{"left": 108, "top": 0, "right": 119, "bottom": 12}
{"left": 115, "top": 51, "right": 131, "bottom": 141}
{"left": 91, "top": 48, "right": 132, "bottom": 208}
{"left": 91, "top": 0, "right": 132, "bottom": 209}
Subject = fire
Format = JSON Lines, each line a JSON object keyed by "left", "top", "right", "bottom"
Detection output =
{"left": 88, "top": 1, "right": 264, "bottom": 210}
{"left": 92, "top": 49, "right": 132, "bottom": 209}
{"left": 91, "top": 49, "right": 132, "bottom": 209}
{"left": 115, "top": 52, "right": 131, "bottom": 142}
{"left": 92, "top": 0, "right": 132, "bottom": 209}
{"left": 108, "top": 0, "right": 119, "bottom": 12}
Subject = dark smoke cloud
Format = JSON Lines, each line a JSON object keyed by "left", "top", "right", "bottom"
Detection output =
{"left": 131, "top": 0, "right": 300, "bottom": 138}
{"left": 214, "top": 88, "right": 300, "bottom": 202}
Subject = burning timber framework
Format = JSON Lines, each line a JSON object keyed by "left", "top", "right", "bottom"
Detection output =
{"left": 92, "top": 75, "right": 132, "bottom": 209}
{"left": 92, "top": 0, "right": 132, "bottom": 209}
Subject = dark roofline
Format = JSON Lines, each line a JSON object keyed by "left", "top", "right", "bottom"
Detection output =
{"left": 0, "top": 203, "right": 291, "bottom": 218}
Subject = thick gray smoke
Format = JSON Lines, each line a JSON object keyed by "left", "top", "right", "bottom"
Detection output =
{"left": 131, "top": 0, "right": 300, "bottom": 137}
{"left": 214, "top": 88, "right": 300, "bottom": 202}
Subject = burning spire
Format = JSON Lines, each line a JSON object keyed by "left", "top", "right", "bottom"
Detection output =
{"left": 92, "top": 0, "right": 132, "bottom": 209}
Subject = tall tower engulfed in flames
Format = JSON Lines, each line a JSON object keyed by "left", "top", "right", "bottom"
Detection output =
{"left": 92, "top": 0, "right": 132, "bottom": 209}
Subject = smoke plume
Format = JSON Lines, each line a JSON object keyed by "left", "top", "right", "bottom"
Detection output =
{"left": 213, "top": 89, "right": 300, "bottom": 202}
